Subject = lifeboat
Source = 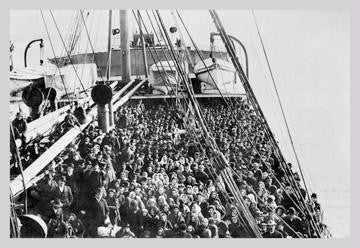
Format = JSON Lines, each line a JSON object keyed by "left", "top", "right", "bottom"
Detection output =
{"left": 148, "top": 60, "right": 187, "bottom": 95}
{"left": 194, "top": 58, "right": 244, "bottom": 94}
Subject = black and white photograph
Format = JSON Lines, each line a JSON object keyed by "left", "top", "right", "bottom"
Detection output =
{"left": 9, "top": 9, "right": 350, "bottom": 239}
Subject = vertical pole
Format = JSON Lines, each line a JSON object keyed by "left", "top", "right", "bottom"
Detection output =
{"left": 107, "top": 10, "right": 114, "bottom": 128}
{"left": 137, "top": 10, "right": 148, "bottom": 78}
{"left": 120, "top": 10, "right": 131, "bottom": 86}
{"left": 98, "top": 104, "right": 110, "bottom": 133}
{"left": 10, "top": 124, "right": 28, "bottom": 214}
{"left": 107, "top": 10, "right": 113, "bottom": 81}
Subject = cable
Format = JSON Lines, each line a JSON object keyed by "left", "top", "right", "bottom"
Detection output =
{"left": 10, "top": 123, "right": 28, "bottom": 214}
{"left": 209, "top": 9, "right": 321, "bottom": 237}
{"left": 177, "top": 10, "right": 308, "bottom": 217}
{"left": 40, "top": 10, "right": 71, "bottom": 103}
{"left": 79, "top": 10, "right": 105, "bottom": 83}
{"left": 49, "top": 10, "right": 89, "bottom": 97}
{"left": 153, "top": 10, "right": 262, "bottom": 237}
{"left": 251, "top": 10, "right": 311, "bottom": 202}
{"left": 250, "top": 11, "right": 322, "bottom": 236}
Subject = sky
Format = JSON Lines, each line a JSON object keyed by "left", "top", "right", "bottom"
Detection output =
{"left": 9, "top": 10, "right": 350, "bottom": 237}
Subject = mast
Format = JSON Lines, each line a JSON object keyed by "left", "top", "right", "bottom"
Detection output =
{"left": 120, "top": 10, "right": 131, "bottom": 86}
{"left": 107, "top": 10, "right": 114, "bottom": 128}
{"left": 137, "top": 10, "right": 148, "bottom": 78}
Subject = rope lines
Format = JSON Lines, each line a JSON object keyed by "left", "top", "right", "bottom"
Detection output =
{"left": 40, "top": 10, "right": 71, "bottom": 103}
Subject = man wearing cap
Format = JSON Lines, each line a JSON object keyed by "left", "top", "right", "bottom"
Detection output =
{"left": 194, "top": 164, "right": 209, "bottom": 184}
{"left": 54, "top": 176, "right": 73, "bottom": 211}
{"left": 168, "top": 205, "right": 184, "bottom": 230}
{"left": 87, "top": 188, "right": 110, "bottom": 236}
{"left": 12, "top": 112, "right": 27, "bottom": 149}
{"left": 195, "top": 192, "right": 209, "bottom": 217}
{"left": 37, "top": 172, "right": 58, "bottom": 215}
{"left": 217, "top": 220, "right": 229, "bottom": 238}
{"left": 73, "top": 101, "right": 86, "bottom": 125}
{"left": 262, "top": 220, "right": 283, "bottom": 238}
{"left": 47, "top": 199, "right": 68, "bottom": 238}
{"left": 176, "top": 223, "right": 192, "bottom": 238}
{"left": 63, "top": 109, "right": 81, "bottom": 132}
{"left": 259, "top": 222, "right": 268, "bottom": 234}
{"left": 44, "top": 198, "right": 64, "bottom": 223}
{"left": 106, "top": 188, "right": 120, "bottom": 225}
{"left": 64, "top": 164, "right": 78, "bottom": 210}
{"left": 283, "top": 207, "right": 303, "bottom": 237}
{"left": 102, "top": 130, "right": 121, "bottom": 154}
{"left": 205, "top": 205, "right": 215, "bottom": 219}
{"left": 276, "top": 221, "right": 289, "bottom": 238}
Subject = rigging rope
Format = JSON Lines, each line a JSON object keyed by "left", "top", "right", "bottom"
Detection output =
{"left": 40, "top": 10, "right": 71, "bottom": 103}
{"left": 174, "top": 10, "right": 234, "bottom": 109}
{"left": 251, "top": 10, "right": 311, "bottom": 201}
{"left": 250, "top": 12, "right": 323, "bottom": 236}
{"left": 154, "top": 10, "right": 262, "bottom": 237}
{"left": 209, "top": 9, "right": 321, "bottom": 237}
{"left": 79, "top": 10, "right": 105, "bottom": 83}
{"left": 176, "top": 10, "right": 308, "bottom": 218}
{"left": 208, "top": 10, "right": 303, "bottom": 203}
{"left": 10, "top": 187, "right": 20, "bottom": 238}
{"left": 49, "top": 10, "right": 89, "bottom": 97}
{"left": 10, "top": 123, "right": 28, "bottom": 214}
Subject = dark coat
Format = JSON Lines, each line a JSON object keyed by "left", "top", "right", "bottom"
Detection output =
{"left": 88, "top": 198, "right": 110, "bottom": 227}
{"left": 54, "top": 186, "right": 73, "bottom": 207}
{"left": 283, "top": 215, "right": 303, "bottom": 236}
{"left": 12, "top": 118, "right": 27, "bottom": 137}
{"left": 263, "top": 230, "right": 284, "bottom": 238}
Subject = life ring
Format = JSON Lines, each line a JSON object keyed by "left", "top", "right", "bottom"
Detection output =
{"left": 18, "top": 214, "right": 48, "bottom": 238}
{"left": 22, "top": 86, "right": 44, "bottom": 108}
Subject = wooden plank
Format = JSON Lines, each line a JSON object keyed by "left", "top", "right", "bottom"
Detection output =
{"left": 10, "top": 106, "right": 97, "bottom": 197}
{"left": 24, "top": 81, "right": 118, "bottom": 143}
{"left": 111, "top": 79, "right": 135, "bottom": 103}
{"left": 113, "top": 80, "right": 146, "bottom": 110}
{"left": 10, "top": 81, "right": 143, "bottom": 197}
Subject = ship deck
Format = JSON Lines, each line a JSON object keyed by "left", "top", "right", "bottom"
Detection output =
{"left": 130, "top": 93, "right": 246, "bottom": 99}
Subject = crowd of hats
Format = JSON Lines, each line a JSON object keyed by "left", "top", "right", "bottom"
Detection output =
{"left": 28, "top": 98, "right": 323, "bottom": 238}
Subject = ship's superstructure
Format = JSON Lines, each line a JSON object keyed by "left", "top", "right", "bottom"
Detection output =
{"left": 9, "top": 9, "right": 331, "bottom": 238}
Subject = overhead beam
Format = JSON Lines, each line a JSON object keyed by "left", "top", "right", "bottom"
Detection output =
{"left": 113, "top": 79, "right": 145, "bottom": 110}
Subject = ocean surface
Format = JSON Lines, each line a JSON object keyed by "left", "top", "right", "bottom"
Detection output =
{"left": 10, "top": 10, "right": 350, "bottom": 238}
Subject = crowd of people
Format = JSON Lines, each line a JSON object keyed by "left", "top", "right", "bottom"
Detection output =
{"left": 10, "top": 102, "right": 87, "bottom": 177}
{"left": 14, "top": 97, "right": 326, "bottom": 238}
